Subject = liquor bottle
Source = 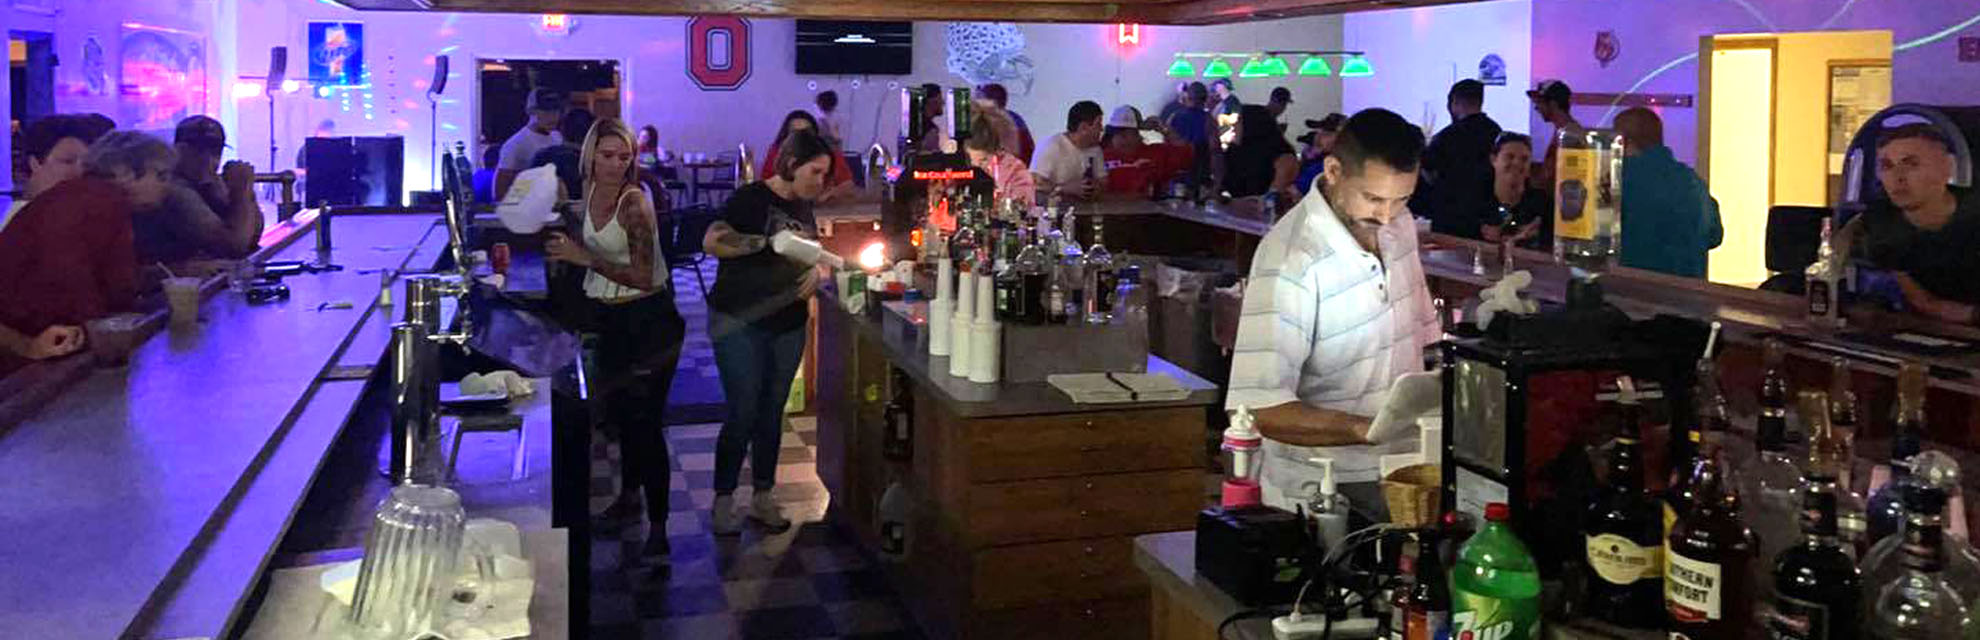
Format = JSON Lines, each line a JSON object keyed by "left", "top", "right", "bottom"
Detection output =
{"left": 1665, "top": 429, "right": 1759, "bottom": 639}
{"left": 1406, "top": 531, "right": 1450, "bottom": 640}
{"left": 994, "top": 227, "right": 1031, "bottom": 322}
{"left": 1866, "top": 486, "right": 1971, "bottom": 639}
{"left": 1112, "top": 265, "right": 1147, "bottom": 326}
{"left": 1667, "top": 357, "right": 1727, "bottom": 537}
{"left": 1826, "top": 358, "right": 1871, "bottom": 553}
{"left": 1045, "top": 262, "right": 1070, "bottom": 325}
{"left": 1082, "top": 216, "right": 1117, "bottom": 324}
{"left": 1581, "top": 382, "right": 1667, "bottom": 629}
{"left": 1807, "top": 218, "right": 1844, "bottom": 328}
{"left": 1860, "top": 451, "right": 1980, "bottom": 609}
{"left": 1867, "top": 363, "right": 1928, "bottom": 545}
{"left": 1748, "top": 340, "right": 1805, "bottom": 587}
{"left": 1014, "top": 230, "right": 1050, "bottom": 325}
{"left": 1450, "top": 503, "right": 1541, "bottom": 640}
{"left": 1056, "top": 209, "right": 1086, "bottom": 324}
{"left": 1765, "top": 390, "right": 1863, "bottom": 640}
{"left": 1387, "top": 538, "right": 1416, "bottom": 640}
{"left": 1768, "top": 474, "right": 1862, "bottom": 640}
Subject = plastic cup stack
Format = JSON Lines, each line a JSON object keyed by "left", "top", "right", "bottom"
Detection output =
{"left": 969, "top": 274, "right": 1000, "bottom": 383}
{"left": 949, "top": 271, "right": 977, "bottom": 378}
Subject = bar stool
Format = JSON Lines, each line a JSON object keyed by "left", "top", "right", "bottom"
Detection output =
{"left": 446, "top": 412, "right": 528, "bottom": 483}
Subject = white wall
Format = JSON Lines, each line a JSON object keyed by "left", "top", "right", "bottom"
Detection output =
{"left": 226, "top": 5, "right": 1342, "bottom": 198}
{"left": 1342, "top": 0, "right": 1533, "bottom": 136}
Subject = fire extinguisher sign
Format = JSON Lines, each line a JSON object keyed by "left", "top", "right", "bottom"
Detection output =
{"left": 688, "top": 17, "right": 752, "bottom": 91}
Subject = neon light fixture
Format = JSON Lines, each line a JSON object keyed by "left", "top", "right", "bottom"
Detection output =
{"left": 1262, "top": 56, "right": 1292, "bottom": 77}
{"left": 1202, "top": 57, "right": 1234, "bottom": 78}
{"left": 1238, "top": 57, "right": 1271, "bottom": 78}
{"left": 1298, "top": 56, "right": 1333, "bottom": 76}
{"left": 1340, "top": 55, "right": 1375, "bottom": 77}
{"left": 1165, "top": 58, "right": 1196, "bottom": 78}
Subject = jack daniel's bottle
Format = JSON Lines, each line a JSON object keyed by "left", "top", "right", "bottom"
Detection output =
{"left": 1806, "top": 218, "right": 1844, "bottom": 328}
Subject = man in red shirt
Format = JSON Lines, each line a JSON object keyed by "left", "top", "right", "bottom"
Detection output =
{"left": 0, "top": 131, "right": 174, "bottom": 374}
{"left": 1102, "top": 106, "right": 1194, "bottom": 197}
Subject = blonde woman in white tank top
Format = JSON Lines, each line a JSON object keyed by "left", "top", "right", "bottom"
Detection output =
{"left": 545, "top": 118, "right": 686, "bottom": 564}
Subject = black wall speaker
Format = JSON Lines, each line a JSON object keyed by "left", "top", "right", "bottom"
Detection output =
{"left": 430, "top": 55, "right": 449, "bottom": 96}
{"left": 268, "top": 47, "right": 288, "bottom": 88}
{"left": 304, "top": 136, "right": 405, "bottom": 207}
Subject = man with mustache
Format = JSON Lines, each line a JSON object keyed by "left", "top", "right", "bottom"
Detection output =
{"left": 1226, "top": 108, "right": 1441, "bottom": 508}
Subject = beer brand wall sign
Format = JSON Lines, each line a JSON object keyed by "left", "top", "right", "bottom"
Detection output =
{"left": 688, "top": 17, "right": 752, "bottom": 91}
{"left": 1594, "top": 31, "right": 1620, "bottom": 68}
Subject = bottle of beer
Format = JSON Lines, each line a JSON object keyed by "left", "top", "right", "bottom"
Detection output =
{"left": 1583, "top": 379, "right": 1666, "bottom": 629}
{"left": 1766, "top": 390, "right": 1862, "bottom": 640}
{"left": 1867, "top": 362, "right": 1927, "bottom": 545}
{"left": 1665, "top": 427, "right": 1759, "bottom": 639}
{"left": 1825, "top": 358, "right": 1871, "bottom": 553}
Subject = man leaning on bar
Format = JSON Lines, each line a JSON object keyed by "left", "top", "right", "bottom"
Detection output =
{"left": 1225, "top": 108, "right": 1443, "bottom": 510}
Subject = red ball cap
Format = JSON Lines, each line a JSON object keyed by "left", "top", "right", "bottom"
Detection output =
{"left": 1484, "top": 502, "right": 1511, "bottom": 522}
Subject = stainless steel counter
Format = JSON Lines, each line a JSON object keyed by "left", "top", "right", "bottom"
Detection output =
{"left": 0, "top": 214, "right": 450, "bottom": 640}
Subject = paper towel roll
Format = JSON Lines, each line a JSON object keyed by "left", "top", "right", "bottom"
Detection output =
{"left": 935, "top": 260, "right": 954, "bottom": 302}
{"left": 929, "top": 299, "right": 952, "bottom": 357}
{"left": 968, "top": 321, "right": 1000, "bottom": 383}
{"left": 948, "top": 311, "right": 973, "bottom": 378}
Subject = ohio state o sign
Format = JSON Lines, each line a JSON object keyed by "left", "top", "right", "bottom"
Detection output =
{"left": 688, "top": 17, "right": 751, "bottom": 91}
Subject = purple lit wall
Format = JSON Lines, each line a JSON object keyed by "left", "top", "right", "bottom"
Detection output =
{"left": 1532, "top": 0, "right": 1980, "bottom": 164}
{"left": 4, "top": 0, "right": 222, "bottom": 189}
{"left": 226, "top": 5, "right": 1347, "bottom": 200}
{"left": 1342, "top": 0, "right": 1534, "bottom": 138}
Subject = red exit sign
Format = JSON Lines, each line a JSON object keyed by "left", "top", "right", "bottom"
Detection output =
{"left": 1961, "top": 37, "right": 1980, "bottom": 63}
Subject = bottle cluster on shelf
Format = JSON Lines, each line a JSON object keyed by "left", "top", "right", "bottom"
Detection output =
{"left": 924, "top": 191, "right": 1145, "bottom": 330}
{"left": 1381, "top": 340, "right": 1978, "bottom": 640}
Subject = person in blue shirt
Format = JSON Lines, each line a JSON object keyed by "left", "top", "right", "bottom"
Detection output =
{"left": 1615, "top": 107, "right": 1721, "bottom": 278}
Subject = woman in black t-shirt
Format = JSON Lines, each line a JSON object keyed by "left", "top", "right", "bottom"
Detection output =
{"left": 1221, "top": 105, "right": 1299, "bottom": 200}
{"left": 1483, "top": 133, "right": 1553, "bottom": 250}
{"left": 701, "top": 130, "right": 836, "bottom": 534}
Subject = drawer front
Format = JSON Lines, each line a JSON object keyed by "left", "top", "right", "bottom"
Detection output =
{"left": 967, "top": 469, "right": 1203, "bottom": 547}
{"left": 969, "top": 596, "right": 1150, "bottom": 640}
{"left": 973, "top": 536, "right": 1145, "bottom": 610}
{"left": 968, "top": 408, "right": 1203, "bottom": 482}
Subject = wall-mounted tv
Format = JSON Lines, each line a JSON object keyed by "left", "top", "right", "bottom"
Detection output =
{"left": 795, "top": 20, "right": 912, "bottom": 76}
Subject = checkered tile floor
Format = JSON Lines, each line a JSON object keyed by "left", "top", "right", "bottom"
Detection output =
{"left": 589, "top": 416, "right": 926, "bottom": 639}
{"left": 663, "top": 260, "right": 727, "bottom": 425}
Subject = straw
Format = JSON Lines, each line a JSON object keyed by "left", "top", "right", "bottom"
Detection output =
{"left": 157, "top": 262, "right": 179, "bottom": 280}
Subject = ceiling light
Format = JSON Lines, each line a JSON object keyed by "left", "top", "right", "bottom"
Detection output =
{"left": 1298, "top": 56, "right": 1332, "bottom": 76}
{"left": 1202, "top": 57, "right": 1234, "bottom": 78}
{"left": 1262, "top": 56, "right": 1292, "bottom": 77}
{"left": 1165, "top": 58, "right": 1197, "bottom": 78}
{"left": 1238, "top": 57, "right": 1271, "bottom": 78}
{"left": 1340, "top": 55, "right": 1374, "bottom": 77}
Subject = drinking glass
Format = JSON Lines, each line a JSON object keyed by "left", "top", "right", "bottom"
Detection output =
{"left": 347, "top": 484, "right": 466, "bottom": 639}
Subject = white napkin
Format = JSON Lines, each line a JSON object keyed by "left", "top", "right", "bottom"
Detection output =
{"left": 1474, "top": 269, "right": 1539, "bottom": 328}
{"left": 460, "top": 371, "right": 535, "bottom": 398}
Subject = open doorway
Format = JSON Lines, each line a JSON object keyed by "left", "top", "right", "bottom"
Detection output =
{"left": 477, "top": 58, "right": 621, "bottom": 170}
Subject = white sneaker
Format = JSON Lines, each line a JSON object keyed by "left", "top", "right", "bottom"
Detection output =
{"left": 711, "top": 493, "right": 741, "bottom": 535}
{"left": 749, "top": 490, "right": 792, "bottom": 532}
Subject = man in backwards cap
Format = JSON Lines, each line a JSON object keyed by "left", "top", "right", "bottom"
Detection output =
{"left": 131, "top": 115, "right": 264, "bottom": 266}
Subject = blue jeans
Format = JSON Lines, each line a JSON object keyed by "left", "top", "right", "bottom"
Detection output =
{"left": 711, "top": 317, "right": 807, "bottom": 494}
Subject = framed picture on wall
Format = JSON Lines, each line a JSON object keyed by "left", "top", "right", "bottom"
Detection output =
{"left": 308, "top": 22, "right": 366, "bottom": 87}
{"left": 118, "top": 25, "right": 208, "bottom": 130}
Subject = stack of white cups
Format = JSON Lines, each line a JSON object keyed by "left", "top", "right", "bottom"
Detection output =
{"left": 929, "top": 260, "right": 954, "bottom": 357}
{"left": 949, "top": 270, "right": 977, "bottom": 378}
{"left": 969, "top": 271, "right": 1000, "bottom": 383}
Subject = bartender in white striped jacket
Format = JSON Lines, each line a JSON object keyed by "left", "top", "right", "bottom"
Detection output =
{"left": 1225, "top": 108, "right": 1442, "bottom": 510}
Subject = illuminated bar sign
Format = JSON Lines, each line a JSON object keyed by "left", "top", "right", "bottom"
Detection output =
{"left": 1118, "top": 24, "right": 1141, "bottom": 46}
{"left": 912, "top": 169, "right": 977, "bottom": 180}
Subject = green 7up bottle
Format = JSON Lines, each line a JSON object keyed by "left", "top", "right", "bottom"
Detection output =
{"left": 1449, "top": 503, "right": 1542, "bottom": 640}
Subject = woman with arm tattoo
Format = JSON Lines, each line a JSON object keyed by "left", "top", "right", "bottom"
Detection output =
{"left": 543, "top": 118, "right": 686, "bottom": 565}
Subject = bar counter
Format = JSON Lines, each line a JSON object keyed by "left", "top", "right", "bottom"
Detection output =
{"left": 812, "top": 289, "right": 1220, "bottom": 640}
{"left": 0, "top": 213, "right": 449, "bottom": 640}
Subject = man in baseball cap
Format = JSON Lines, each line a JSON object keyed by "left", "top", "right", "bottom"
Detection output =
{"left": 496, "top": 87, "right": 569, "bottom": 198}
{"left": 1526, "top": 79, "right": 1584, "bottom": 190}
{"left": 1102, "top": 105, "right": 1194, "bottom": 196}
{"left": 128, "top": 114, "right": 262, "bottom": 265}
{"left": 1267, "top": 87, "right": 1295, "bottom": 132}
